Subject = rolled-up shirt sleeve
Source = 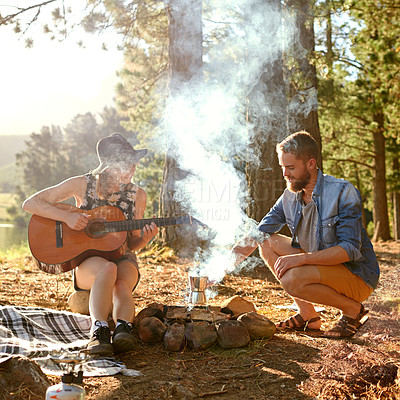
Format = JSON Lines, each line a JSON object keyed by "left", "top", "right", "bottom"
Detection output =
{"left": 336, "top": 184, "right": 364, "bottom": 262}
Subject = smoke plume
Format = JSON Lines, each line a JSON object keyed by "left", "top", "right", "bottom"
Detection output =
{"left": 156, "top": 0, "right": 316, "bottom": 283}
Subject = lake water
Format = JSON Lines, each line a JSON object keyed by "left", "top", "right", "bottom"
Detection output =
{"left": 0, "top": 224, "right": 28, "bottom": 250}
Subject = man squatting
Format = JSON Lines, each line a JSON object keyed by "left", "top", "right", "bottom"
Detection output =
{"left": 231, "top": 131, "right": 379, "bottom": 338}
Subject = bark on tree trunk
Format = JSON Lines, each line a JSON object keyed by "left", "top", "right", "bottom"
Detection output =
{"left": 372, "top": 112, "right": 391, "bottom": 241}
{"left": 392, "top": 156, "right": 400, "bottom": 241}
{"left": 246, "top": 136, "right": 286, "bottom": 222}
{"left": 159, "top": 0, "right": 203, "bottom": 251}
{"left": 245, "top": 0, "right": 286, "bottom": 222}
{"left": 245, "top": 0, "right": 322, "bottom": 224}
{"left": 354, "top": 163, "right": 368, "bottom": 229}
{"left": 325, "top": 8, "right": 334, "bottom": 100}
{"left": 286, "top": 0, "right": 322, "bottom": 169}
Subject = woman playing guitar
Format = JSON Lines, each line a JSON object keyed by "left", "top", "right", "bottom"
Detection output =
{"left": 22, "top": 133, "right": 158, "bottom": 356}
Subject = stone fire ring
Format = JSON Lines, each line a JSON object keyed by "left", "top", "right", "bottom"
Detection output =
{"left": 134, "top": 296, "right": 276, "bottom": 352}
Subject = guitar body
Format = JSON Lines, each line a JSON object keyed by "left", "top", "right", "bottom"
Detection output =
{"left": 28, "top": 204, "right": 128, "bottom": 274}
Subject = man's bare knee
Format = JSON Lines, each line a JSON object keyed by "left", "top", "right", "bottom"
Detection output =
{"left": 280, "top": 268, "right": 310, "bottom": 298}
{"left": 280, "top": 270, "right": 297, "bottom": 297}
{"left": 280, "top": 266, "right": 321, "bottom": 299}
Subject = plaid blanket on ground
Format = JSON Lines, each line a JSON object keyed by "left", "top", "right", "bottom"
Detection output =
{"left": 0, "top": 305, "right": 140, "bottom": 377}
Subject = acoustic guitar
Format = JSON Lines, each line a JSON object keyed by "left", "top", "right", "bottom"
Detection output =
{"left": 28, "top": 203, "right": 201, "bottom": 274}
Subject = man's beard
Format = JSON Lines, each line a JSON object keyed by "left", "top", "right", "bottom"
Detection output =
{"left": 285, "top": 169, "right": 311, "bottom": 192}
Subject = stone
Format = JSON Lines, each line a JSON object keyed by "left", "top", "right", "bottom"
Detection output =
{"left": 163, "top": 323, "right": 186, "bottom": 352}
{"left": 164, "top": 306, "right": 229, "bottom": 324}
{"left": 67, "top": 291, "right": 90, "bottom": 315}
{"left": 237, "top": 312, "right": 276, "bottom": 340}
{"left": 2, "top": 356, "right": 50, "bottom": 399}
{"left": 185, "top": 321, "right": 217, "bottom": 351}
{"left": 207, "top": 305, "right": 222, "bottom": 312}
{"left": 147, "top": 302, "right": 167, "bottom": 314}
{"left": 138, "top": 316, "right": 167, "bottom": 343}
{"left": 189, "top": 308, "right": 230, "bottom": 323}
{"left": 134, "top": 304, "right": 166, "bottom": 327}
{"left": 220, "top": 295, "right": 257, "bottom": 317}
{"left": 215, "top": 320, "right": 250, "bottom": 349}
{"left": 167, "top": 383, "right": 196, "bottom": 398}
{"left": 165, "top": 306, "right": 189, "bottom": 321}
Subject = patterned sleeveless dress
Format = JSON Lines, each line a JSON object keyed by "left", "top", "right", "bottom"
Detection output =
{"left": 73, "top": 173, "right": 140, "bottom": 291}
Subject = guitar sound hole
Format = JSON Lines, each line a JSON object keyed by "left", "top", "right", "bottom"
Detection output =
{"left": 85, "top": 220, "right": 107, "bottom": 238}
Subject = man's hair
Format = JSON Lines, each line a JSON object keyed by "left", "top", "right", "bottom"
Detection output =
{"left": 276, "top": 131, "right": 320, "bottom": 162}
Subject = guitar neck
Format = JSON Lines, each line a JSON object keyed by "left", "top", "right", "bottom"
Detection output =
{"left": 105, "top": 216, "right": 191, "bottom": 233}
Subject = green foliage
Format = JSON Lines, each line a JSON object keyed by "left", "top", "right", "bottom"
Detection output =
{"left": 0, "top": 242, "right": 30, "bottom": 265}
{"left": 315, "top": 0, "right": 400, "bottom": 237}
{"left": 61, "top": 108, "right": 138, "bottom": 177}
{"left": 3, "top": 0, "right": 399, "bottom": 238}
{"left": 16, "top": 125, "right": 67, "bottom": 193}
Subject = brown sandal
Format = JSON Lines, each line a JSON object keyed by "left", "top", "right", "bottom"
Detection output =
{"left": 322, "top": 304, "right": 369, "bottom": 339}
{"left": 276, "top": 314, "right": 321, "bottom": 331}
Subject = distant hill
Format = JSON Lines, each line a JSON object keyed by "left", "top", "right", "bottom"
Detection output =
{"left": 0, "top": 135, "right": 29, "bottom": 168}
{"left": 0, "top": 163, "right": 23, "bottom": 192}
{"left": 0, "top": 135, "right": 29, "bottom": 192}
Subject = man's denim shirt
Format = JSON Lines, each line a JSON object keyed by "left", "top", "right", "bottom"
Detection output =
{"left": 257, "top": 170, "right": 380, "bottom": 289}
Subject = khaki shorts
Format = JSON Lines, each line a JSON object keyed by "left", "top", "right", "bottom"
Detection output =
{"left": 316, "top": 264, "right": 373, "bottom": 303}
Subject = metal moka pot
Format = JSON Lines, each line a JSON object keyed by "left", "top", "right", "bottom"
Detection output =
{"left": 189, "top": 276, "right": 208, "bottom": 292}
{"left": 188, "top": 276, "right": 208, "bottom": 305}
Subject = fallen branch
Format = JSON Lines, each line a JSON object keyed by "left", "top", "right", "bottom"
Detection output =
{"left": 198, "top": 389, "right": 228, "bottom": 398}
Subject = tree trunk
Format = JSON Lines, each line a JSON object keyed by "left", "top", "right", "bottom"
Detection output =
{"left": 246, "top": 0, "right": 323, "bottom": 224}
{"left": 245, "top": 0, "right": 287, "bottom": 222}
{"left": 372, "top": 111, "right": 391, "bottom": 241}
{"left": 325, "top": 7, "right": 334, "bottom": 100}
{"left": 286, "top": 0, "right": 322, "bottom": 169}
{"left": 392, "top": 156, "right": 400, "bottom": 241}
{"left": 246, "top": 136, "right": 286, "bottom": 223}
{"left": 159, "top": 0, "right": 203, "bottom": 250}
{"left": 354, "top": 162, "right": 368, "bottom": 229}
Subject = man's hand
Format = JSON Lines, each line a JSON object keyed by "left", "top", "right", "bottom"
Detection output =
{"left": 274, "top": 253, "right": 306, "bottom": 280}
{"left": 231, "top": 235, "right": 258, "bottom": 267}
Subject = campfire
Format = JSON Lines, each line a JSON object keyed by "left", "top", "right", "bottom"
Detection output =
{"left": 133, "top": 274, "right": 276, "bottom": 351}
{"left": 68, "top": 273, "right": 276, "bottom": 352}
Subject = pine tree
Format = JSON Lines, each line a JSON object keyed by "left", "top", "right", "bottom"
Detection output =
{"left": 316, "top": 0, "right": 400, "bottom": 240}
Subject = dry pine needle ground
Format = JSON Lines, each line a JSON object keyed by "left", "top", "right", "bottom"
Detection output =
{"left": 0, "top": 242, "right": 399, "bottom": 399}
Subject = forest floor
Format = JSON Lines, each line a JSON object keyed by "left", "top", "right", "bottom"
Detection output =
{"left": 0, "top": 241, "right": 399, "bottom": 400}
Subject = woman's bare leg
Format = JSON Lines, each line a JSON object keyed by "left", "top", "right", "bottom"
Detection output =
{"left": 112, "top": 261, "right": 139, "bottom": 323}
{"left": 110, "top": 261, "right": 139, "bottom": 353}
{"left": 75, "top": 256, "right": 117, "bottom": 355}
{"left": 75, "top": 256, "right": 117, "bottom": 323}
